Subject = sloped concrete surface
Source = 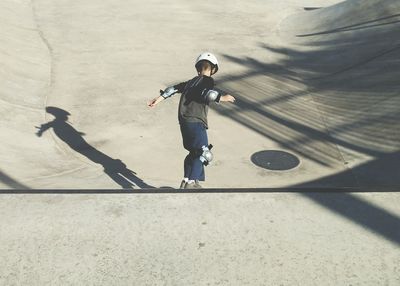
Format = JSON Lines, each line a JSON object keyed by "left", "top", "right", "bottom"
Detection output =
{"left": 4, "top": 0, "right": 399, "bottom": 189}
{"left": 1, "top": 0, "right": 399, "bottom": 284}
{"left": 1, "top": 0, "right": 399, "bottom": 189}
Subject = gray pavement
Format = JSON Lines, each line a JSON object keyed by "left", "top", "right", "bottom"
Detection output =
{"left": 0, "top": 0, "right": 399, "bottom": 284}
{"left": 1, "top": 192, "right": 399, "bottom": 285}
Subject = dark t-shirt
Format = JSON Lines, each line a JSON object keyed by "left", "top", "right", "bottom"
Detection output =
{"left": 174, "top": 75, "right": 222, "bottom": 129}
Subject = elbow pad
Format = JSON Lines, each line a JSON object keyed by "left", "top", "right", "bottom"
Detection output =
{"left": 160, "top": 86, "right": 178, "bottom": 99}
{"left": 202, "top": 89, "right": 221, "bottom": 103}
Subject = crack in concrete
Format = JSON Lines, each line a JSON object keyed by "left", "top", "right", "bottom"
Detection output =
{"left": 30, "top": 0, "right": 54, "bottom": 108}
{"left": 308, "top": 89, "right": 361, "bottom": 187}
{"left": 29, "top": 1, "right": 98, "bottom": 168}
{"left": 30, "top": 0, "right": 72, "bottom": 158}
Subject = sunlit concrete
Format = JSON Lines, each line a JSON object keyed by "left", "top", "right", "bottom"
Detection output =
{"left": 1, "top": 0, "right": 400, "bottom": 284}
{"left": 3, "top": 0, "right": 399, "bottom": 189}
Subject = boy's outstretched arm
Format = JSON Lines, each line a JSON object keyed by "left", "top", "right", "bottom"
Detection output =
{"left": 148, "top": 81, "right": 187, "bottom": 108}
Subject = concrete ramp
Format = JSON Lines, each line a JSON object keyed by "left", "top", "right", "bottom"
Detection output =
{"left": 281, "top": 0, "right": 400, "bottom": 187}
{"left": 0, "top": 0, "right": 114, "bottom": 189}
{"left": 217, "top": 0, "right": 400, "bottom": 188}
{"left": 1, "top": 1, "right": 400, "bottom": 285}
{"left": 1, "top": 0, "right": 399, "bottom": 189}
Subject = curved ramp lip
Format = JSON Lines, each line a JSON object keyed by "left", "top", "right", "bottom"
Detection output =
{"left": 0, "top": 187, "right": 398, "bottom": 194}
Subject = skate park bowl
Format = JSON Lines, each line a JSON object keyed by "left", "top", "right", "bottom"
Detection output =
{"left": 0, "top": 0, "right": 399, "bottom": 190}
{"left": 0, "top": 0, "right": 400, "bottom": 284}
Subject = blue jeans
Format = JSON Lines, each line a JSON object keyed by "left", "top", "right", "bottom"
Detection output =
{"left": 180, "top": 121, "right": 208, "bottom": 181}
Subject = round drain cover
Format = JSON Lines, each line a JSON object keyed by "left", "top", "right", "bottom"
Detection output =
{"left": 251, "top": 150, "right": 300, "bottom": 171}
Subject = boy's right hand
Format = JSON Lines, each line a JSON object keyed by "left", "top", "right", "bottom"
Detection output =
{"left": 148, "top": 98, "right": 158, "bottom": 107}
{"left": 148, "top": 95, "right": 165, "bottom": 108}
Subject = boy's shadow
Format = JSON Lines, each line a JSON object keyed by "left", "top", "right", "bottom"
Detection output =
{"left": 36, "top": 106, "right": 154, "bottom": 189}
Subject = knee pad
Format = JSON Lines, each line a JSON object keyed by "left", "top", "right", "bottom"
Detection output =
{"left": 199, "top": 144, "right": 214, "bottom": 166}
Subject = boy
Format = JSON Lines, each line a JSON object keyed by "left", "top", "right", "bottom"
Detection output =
{"left": 148, "top": 52, "right": 235, "bottom": 189}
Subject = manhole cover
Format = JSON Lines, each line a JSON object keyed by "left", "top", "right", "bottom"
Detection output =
{"left": 251, "top": 150, "right": 300, "bottom": 171}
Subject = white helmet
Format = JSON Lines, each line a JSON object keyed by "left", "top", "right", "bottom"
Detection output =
{"left": 195, "top": 52, "right": 219, "bottom": 74}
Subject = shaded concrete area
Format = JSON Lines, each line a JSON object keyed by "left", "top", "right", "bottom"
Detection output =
{"left": 214, "top": 0, "right": 400, "bottom": 188}
{"left": 0, "top": 170, "right": 30, "bottom": 190}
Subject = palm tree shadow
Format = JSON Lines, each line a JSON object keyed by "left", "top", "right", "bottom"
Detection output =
{"left": 35, "top": 106, "right": 154, "bottom": 189}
